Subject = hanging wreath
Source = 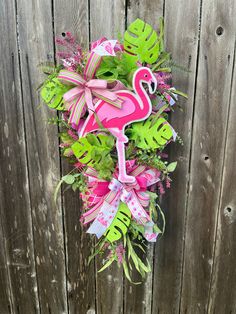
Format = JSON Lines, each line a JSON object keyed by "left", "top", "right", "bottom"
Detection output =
{"left": 40, "top": 18, "right": 187, "bottom": 283}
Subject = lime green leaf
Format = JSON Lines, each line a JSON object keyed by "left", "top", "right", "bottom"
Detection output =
{"left": 167, "top": 161, "right": 177, "bottom": 172}
{"left": 127, "top": 116, "right": 173, "bottom": 149}
{"left": 41, "top": 77, "right": 71, "bottom": 110}
{"left": 124, "top": 18, "right": 160, "bottom": 66}
{"left": 71, "top": 134, "right": 114, "bottom": 167}
{"left": 105, "top": 202, "right": 131, "bottom": 243}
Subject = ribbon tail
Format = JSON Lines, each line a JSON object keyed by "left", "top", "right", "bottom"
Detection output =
{"left": 93, "top": 90, "right": 123, "bottom": 108}
{"left": 68, "top": 93, "right": 86, "bottom": 126}
{"left": 84, "top": 52, "right": 103, "bottom": 80}
{"left": 87, "top": 201, "right": 119, "bottom": 239}
{"left": 144, "top": 221, "right": 158, "bottom": 242}
{"left": 126, "top": 190, "right": 150, "bottom": 225}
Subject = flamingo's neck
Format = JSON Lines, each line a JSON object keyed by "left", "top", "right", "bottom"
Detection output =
{"left": 133, "top": 79, "right": 152, "bottom": 116}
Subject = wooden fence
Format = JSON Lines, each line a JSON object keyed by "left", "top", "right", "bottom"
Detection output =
{"left": 0, "top": 0, "right": 236, "bottom": 313}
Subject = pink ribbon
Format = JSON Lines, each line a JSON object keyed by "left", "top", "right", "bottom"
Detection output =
{"left": 81, "top": 160, "right": 161, "bottom": 242}
{"left": 58, "top": 52, "right": 123, "bottom": 127}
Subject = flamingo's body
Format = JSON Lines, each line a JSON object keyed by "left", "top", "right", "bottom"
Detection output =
{"left": 80, "top": 67, "right": 157, "bottom": 183}
{"left": 81, "top": 91, "right": 144, "bottom": 136}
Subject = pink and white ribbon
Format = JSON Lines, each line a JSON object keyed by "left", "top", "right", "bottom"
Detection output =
{"left": 82, "top": 161, "right": 161, "bottom": 242}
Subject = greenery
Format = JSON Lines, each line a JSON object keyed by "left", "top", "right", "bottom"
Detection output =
{"left": 123, "top": 18, "right": 163, "bottom": 66}
{"left": 127, "top": 115, "right": 173, "bottom": 149}
{"left": 72, "top": 133, "right": 115, "bottom": 180}
{"left": 96, "top": 53, "right": 135, "bottom": 86}
{"left": 41, "top": 77, "right": 71, "bottom": 110}
{"left": 105, "top": 202, "right": 131, "bottom": 242}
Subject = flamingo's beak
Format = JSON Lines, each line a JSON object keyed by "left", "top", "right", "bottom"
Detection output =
{"left": 149, "top": 78, "right": 157, "bottom": 94}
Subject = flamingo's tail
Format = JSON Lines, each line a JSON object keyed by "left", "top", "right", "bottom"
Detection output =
{"left": 80, "top": 114, "right": 99, "bottom": 137}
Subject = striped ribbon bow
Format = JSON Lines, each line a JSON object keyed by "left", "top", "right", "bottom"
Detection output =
{"left": 58, "top": 52, "right": 123, "bottom": 127}
{"left": 81, "top": 160, "right": 161, "bottom": 242}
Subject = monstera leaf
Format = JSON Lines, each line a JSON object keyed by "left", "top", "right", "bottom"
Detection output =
{"left": 41, "top": 77, "right": 71, "bottom": 110}
{"left": 127, "top": 116, "right": 173, "bottom": 149}
{"left": 71, "top": 134, "right": 114, "bottom": 167}
{"left": 124, "top": 19, "right": 160, "bottom": 67}
{"left": 105, "top": 202, "right": 131, "bottom": 243}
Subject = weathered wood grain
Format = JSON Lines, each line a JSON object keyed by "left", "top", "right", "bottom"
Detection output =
{"left": 0, "top": 221, "right": 12, "bottom": 313}
{"left": 125, "top": 2, "right": 164, "bottom": 313}
{"left": 126, "top": 0, "right": 164, "bottom": 29}
{"left": 16, "top": 0, "right": 68, "bottom": 312}
{"left": 90, "top": 1, "right": 126, "bottom": 313}
{"left": 207, "top": 42, "right": 236, "bottom": 313}
{"left": 0, "top": 1, "right": 236, "bottom": 313}
{"left": 180, "top": 0, "right": 236, "bottom": 312}
{"left": 53, "top": 1, "right": 96, "bottom": 313}
{"left": 152, "top": 0, "right": 202, "bottom": 313}
{"left": 0, "top": 0, "right": 40, "bottom": 312}
{"left": 90, "top": 0, "right": 126, "bottom": 41}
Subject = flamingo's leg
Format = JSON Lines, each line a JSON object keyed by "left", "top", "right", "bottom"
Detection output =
{"left": 116, "top": 139, "right": 135, "bottom": 183}
{"left": 109, "top": 128, "right": 128, "bottom": 143}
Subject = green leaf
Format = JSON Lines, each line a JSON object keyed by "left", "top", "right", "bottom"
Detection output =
{"left": 98, "top": 256, "right": 116, "bottom": 272}
{"left": 38, "top": 62, "right": 60, "bottom": 75}
{"left": 127, "top": 116, "right": 173, "bottom": 149}
{"left": 151, "top": 52, "right": 171, "bottom": 72}
{"left": 96, "top": 55, "right": 133, "bottom": 85}
{"left": 62, "top": 174, "right": 75, "bottom": 185}
{"left": 54, "top": 179, "right": 63, "bottom": 204}
{"left": 167, "top": 161, "right": 177, "bottom": 172}
{"left": 40, "top": 77, "right": 71, "bottom": 110}
{"left": 124, "top": 18, "right": 160, "bottom": 66}
{"left": 105, "top": 202, "right": 131, "bottom": 243}
{"left": 71, "top": 134, "right": 114, "bottom": 168}
{"left": 171, "top": 89, "right": 188, "bottom": 99}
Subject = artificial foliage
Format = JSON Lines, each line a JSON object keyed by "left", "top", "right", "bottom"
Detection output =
{"left": 127, "top": 116, "right": 173, "bottom": 149}
{"left": 124, "top": 18, "right": 163, "bottom": 66}
{"left": 40, "top": 18, "right": 187, "bottom": 283}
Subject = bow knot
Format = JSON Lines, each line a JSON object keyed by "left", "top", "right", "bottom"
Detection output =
{"left": 58, "top": 52, "right": 123, "bottom": 128}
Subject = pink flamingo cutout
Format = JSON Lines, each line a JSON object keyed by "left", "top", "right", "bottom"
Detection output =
{"left": 80, "top": 67, "right": 157, "bottom": 183}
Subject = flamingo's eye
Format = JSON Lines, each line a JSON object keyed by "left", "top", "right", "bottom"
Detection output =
{"left": 144, "top": 74, "right": 148, "bottom": 78}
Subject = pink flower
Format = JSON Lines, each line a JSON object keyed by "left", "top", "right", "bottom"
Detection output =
{"left": 74, "top": 162, "right": 84, "bottom": 171}
{"left": 67, "top": 129, "right": 78, "bottom": 140}
{"left": 166, "top": 178, "right": 171, "bottom": 189}
{"left": 115, "top": 244, "right": 125, "bottom": 264}
{"left": 55, "top": 32, "right": 83, "bottom": 70}
{"left": 158, "top": 181, "right": 165, "bottom": 195}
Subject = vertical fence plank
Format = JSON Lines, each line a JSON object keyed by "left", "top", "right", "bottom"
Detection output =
{"left": 0, "top": 0, "right": 40, "bottom": 313}
{"left": 124, "top": 2, "right": 163, "bottom": 313}
{"left": 89, "top": 1, "right": 126, "bottom": 313}
{"left": 54, "top": 1, "right": 95, "bottom": 314}
{"left": 53, "top": 1, "right": 96, "bottom": 313}
{"left": 180, "top": 0, "right": 236, "bottom": 312}
{"left": 0, "top": 223, "right": 12, "bottom": 313}
{"left": 208, "top": 43, "right": 236, "bottom": 313}
{"left": 16, "top": 0, "right": 68, "bottom": 312}
{"left": 152, "top": 0, "right": 202, "bottom": 313}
